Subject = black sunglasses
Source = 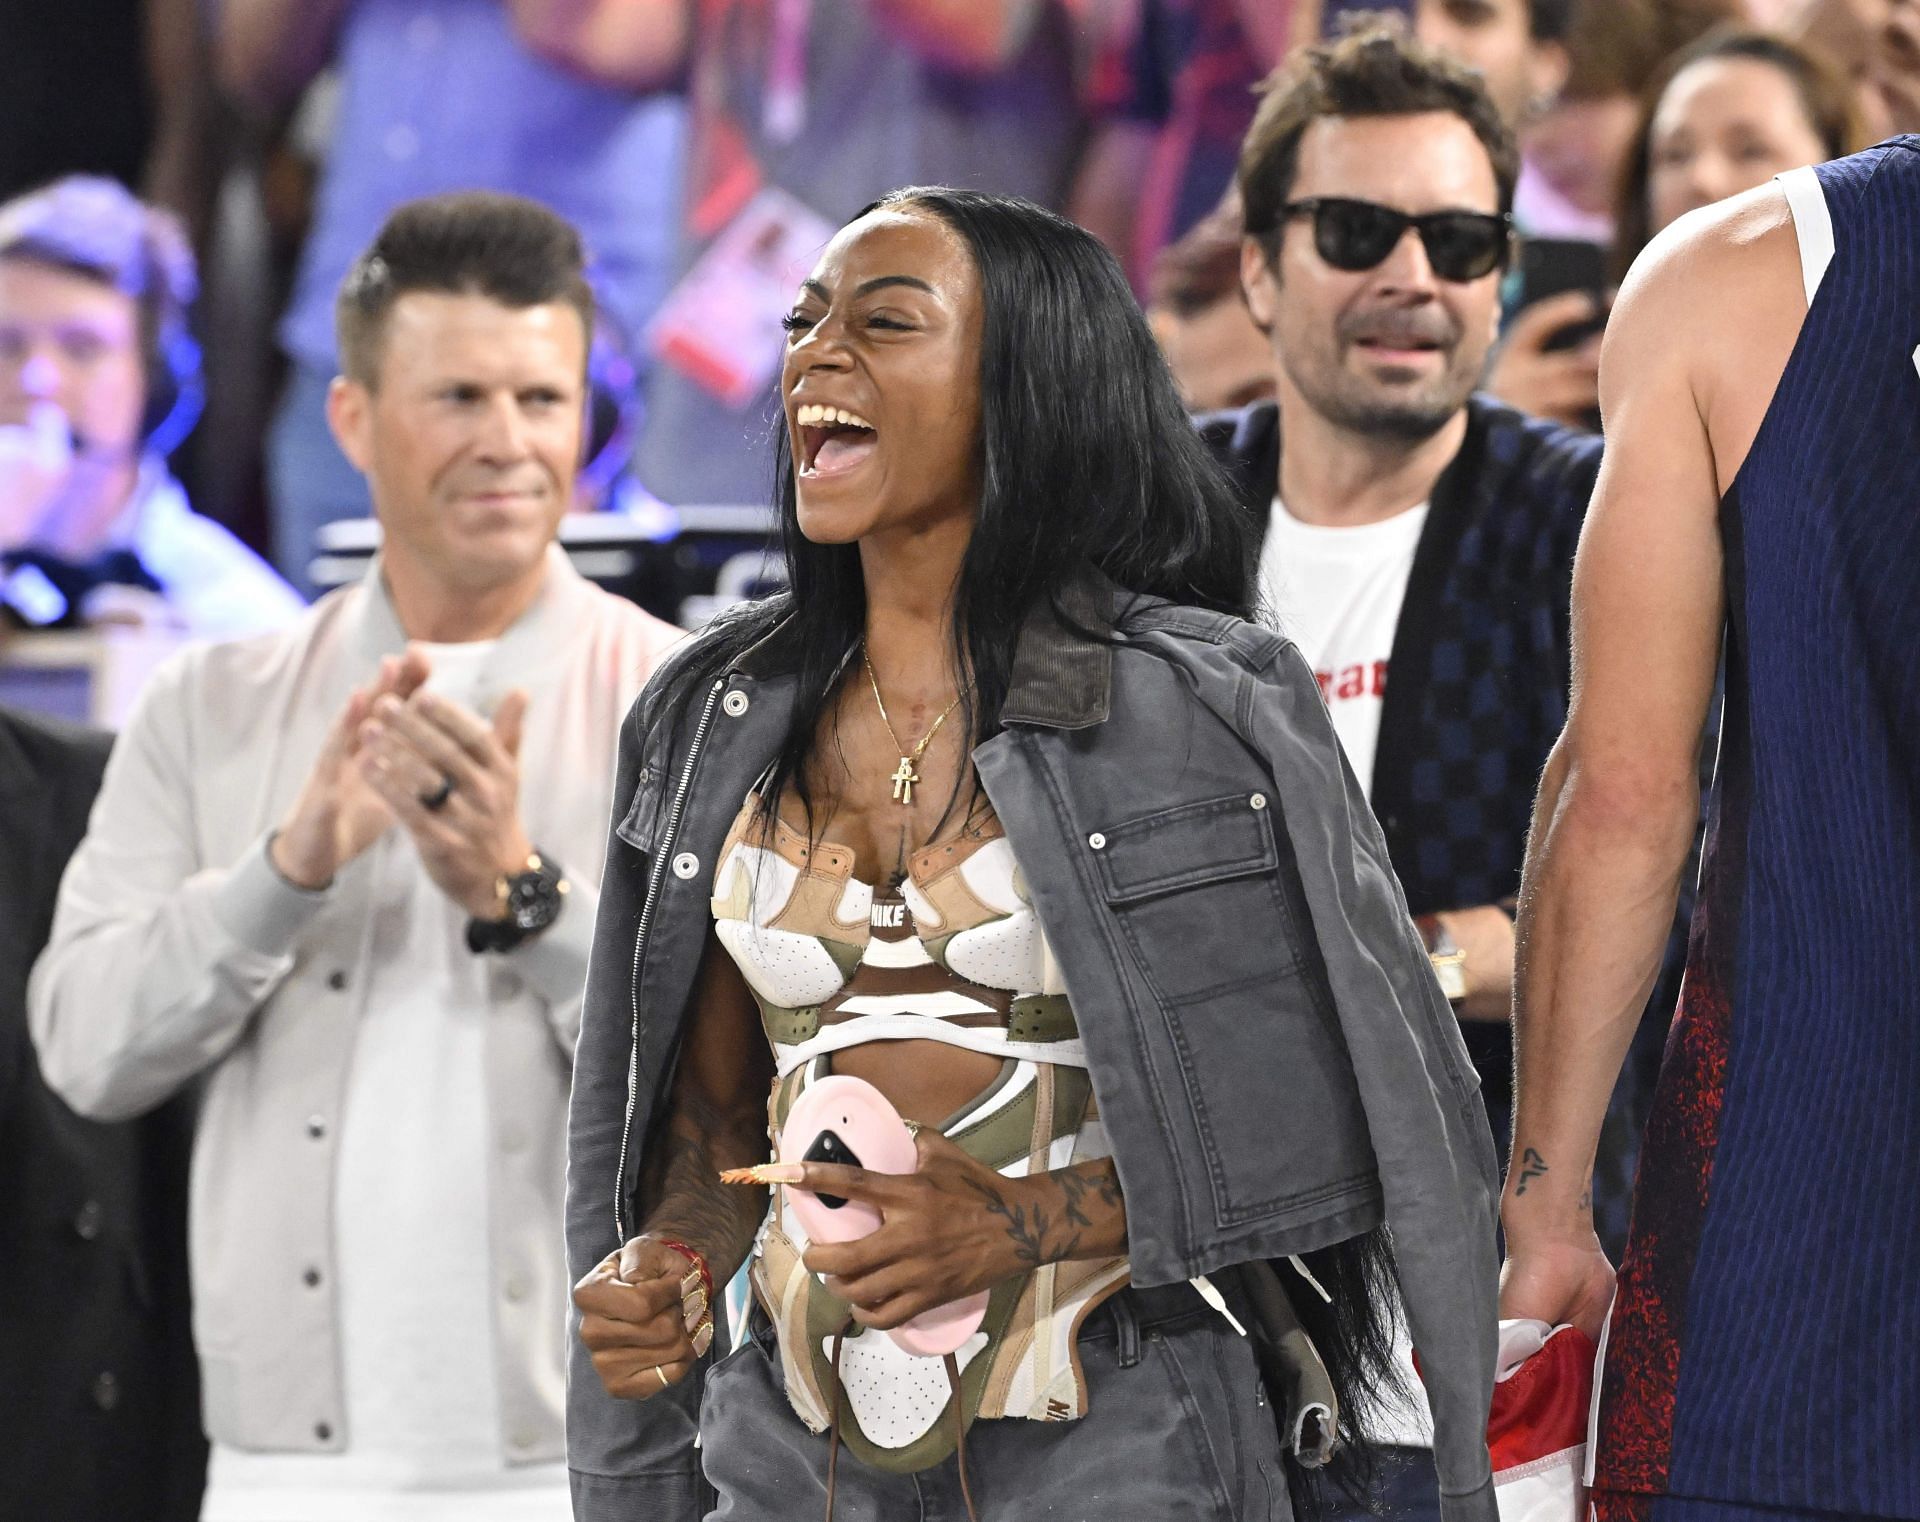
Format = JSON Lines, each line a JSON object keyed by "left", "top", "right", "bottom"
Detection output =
{"left": 1280, "top": 197, "right": 1513, "bottom": 282}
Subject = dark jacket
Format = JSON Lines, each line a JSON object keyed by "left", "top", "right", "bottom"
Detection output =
{"left": 565, "top": 572, "right": 1502, "bottom": 1522}
{"left": 1198, "top": 395, "right": 1603, "bottom": 1132}
{"left": 0, "top": 704, "right": 204, "bottom": 1520}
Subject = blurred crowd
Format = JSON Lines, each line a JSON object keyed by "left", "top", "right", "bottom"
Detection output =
{"left": 3, "top": 0, "right": 1911, "bottom": 621}
{"left": 2, "top": 2, "right": 1916, "bottom": 1519}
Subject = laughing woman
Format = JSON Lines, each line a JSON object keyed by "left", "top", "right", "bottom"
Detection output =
{"left": 563, "top": 189, "right": 1501, "bottom": 1522}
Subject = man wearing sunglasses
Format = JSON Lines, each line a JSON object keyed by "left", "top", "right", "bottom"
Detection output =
{"left": 1200, "top": 27, "right": 1604, "bottom": 1512}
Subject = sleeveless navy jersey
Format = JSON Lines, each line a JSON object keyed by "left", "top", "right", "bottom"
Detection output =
{"left": 1595, "top": 139, "right": 1920, "bottom": 1514}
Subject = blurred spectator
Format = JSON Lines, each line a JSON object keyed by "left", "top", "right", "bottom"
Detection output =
{"left": 1520, "top": 0, "right": 1743, "bottom": 239}
{"left": 633, "top": 0, "right": 1088, "bottom": 508}
{"left": 1783, "top": 0, "right": 1920, "bottom": 133}
{"left": 1071, "top": 0, "right": 1303, "bottom": 289}
{"left": 1206, "top": 26, "right": 1604, "bottom": 1510}
{"left": 1614, "top": 26, "right": 1864, "bottom": 279}
{"left": 1412, "top": 0, "right": 1576, "bottom": 129}
{"left": 0, "top": 178, "right": 303, "bottom": 637}
{"left": 1146, "top": 192, "right": 1275, "bottom": 409}
{"left": 215, "top": 0, "right": 688, "bottom": 594}
{"left": 1879, "top": 0, "right": 1920, "bottom": 123}
{"left": 29, "top": 194, "right": 682, "bottom": 1521}
{"left": 0, "top": 702, "right": 204, "bottom": 1522}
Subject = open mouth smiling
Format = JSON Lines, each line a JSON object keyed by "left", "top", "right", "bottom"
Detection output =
{"left": 795, "top": 402, "right": 879, "bottom": 478}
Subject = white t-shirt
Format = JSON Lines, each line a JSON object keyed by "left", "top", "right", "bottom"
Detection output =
{"left": 1260, "top": 497, "right": 1438, "bottom": 1452}
{"left": 1258, "top": 496, "right": 1428, "bottom": 795}
{"left": 204, "top": 640, "right": 569, "bottom": 1520}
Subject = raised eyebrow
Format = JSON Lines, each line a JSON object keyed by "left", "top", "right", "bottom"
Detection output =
{"left": 797, "top": 274, "right": 938, "bottom": 304}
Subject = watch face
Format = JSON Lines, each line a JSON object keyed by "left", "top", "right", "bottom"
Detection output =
{"left": 507, "top": 868, "right": 564, "bottom": 932}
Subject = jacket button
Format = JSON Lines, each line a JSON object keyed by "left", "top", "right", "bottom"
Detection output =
{"left": 672, "top": 852, "right": 700, "bottom": 879}
{"left": 315, "top": 1421, "right": 333, "bottom": 1442}
{"left": 306, "top": 1116, "right": 327, "bottom": 1140}
{"left": 92, "top": 1371, "right": 120, "bottom": 1411}
{"left": 326, "top": 970, "right": 348, "bottom": 992}
{"left": 504, "top": 1273, "right": 529, "bottom": 1304}
{"left": 1250, "top": 793, "right": 1268, "bottom": 811}
{"left": 722, "top": 690, "right": 750, "bottom": 717}
{"left": 1088, "top": 833, "right": 1107, "bottom": 850}
{"left": 1382, "top": 812, "right": 1401, "bottom": 833}
{"left": 73, "top": 1199, "right": 104, "bottom": 1240}
{"left": 303, "top": 1266, "right": 323, "bottom": 1288}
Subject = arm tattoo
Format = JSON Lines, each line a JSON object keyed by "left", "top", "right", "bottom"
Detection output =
{"left": 966, "top": 1175, "right": 1075, "bottom": 1268}
{"left": 1515, "top": 1147, "right": 1550, "bottom": 1196}
{"left": 967, "top": 1160, "right": 1125, "bottom": 1268}
{"left": 643, "top": 1089, "right": 768, "bottom": 1279}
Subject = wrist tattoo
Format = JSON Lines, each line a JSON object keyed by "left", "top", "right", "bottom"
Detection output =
{"left": 966, "top": 1176, "right": 1077, "bottom": 1268}
{"left": 966, "top": 1161, "right": 1123, "bottom": 1269}
{"left": 1515, "top": 1147, "right": 1550, "bottom": 1196}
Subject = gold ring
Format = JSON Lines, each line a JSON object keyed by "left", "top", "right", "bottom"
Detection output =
{"left": 654, "top": 1364, "right": 670, "bottom": 1390}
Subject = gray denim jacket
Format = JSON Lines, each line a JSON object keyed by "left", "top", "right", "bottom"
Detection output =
{"left": 564, "top": 573, "right": 1500, "bottom": 1522}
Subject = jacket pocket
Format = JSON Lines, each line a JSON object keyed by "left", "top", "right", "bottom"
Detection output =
{"left": 614, "top": 761, "right": 666, "bottom": 857}
{"left": 1093, "top": 792, "right": 1301, "bottom": 1001}
{"left": 1094, "top": 793, "right": 1373, "bottom": 1227}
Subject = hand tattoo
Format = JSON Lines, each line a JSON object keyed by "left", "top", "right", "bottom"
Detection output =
{"left": 1515, "top": 1147, "right": 1549, "bottom": 1196}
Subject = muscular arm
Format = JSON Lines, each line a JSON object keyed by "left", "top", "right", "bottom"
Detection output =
{"left": 506, "top": 0, "right": 691, "bottom": 90}
{"left": 867, "top": 0, "right": 1046, "bottom": 73}
{"left": 1498, "top": 210, "right": 1763, "bottom": 1330}
{"left": 637, "top": 930, "right": 776, "bottom": 1282}
{"left": 212, "top": 0, "right": 354, "bottom": 115}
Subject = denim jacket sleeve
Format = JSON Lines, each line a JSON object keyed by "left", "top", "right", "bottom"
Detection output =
{"left": 1238, "top": 634, "right": 1502, "bottom": 1522}
{"left": 563, "top": 695, "right": 709, "bottom": 1522}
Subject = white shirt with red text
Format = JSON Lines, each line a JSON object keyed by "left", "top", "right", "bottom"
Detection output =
{"left": 1258, "top": 496, "right": 1428, "bottom": 796}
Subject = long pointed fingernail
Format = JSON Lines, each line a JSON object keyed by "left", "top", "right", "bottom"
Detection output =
{"left": 718, "top": 1162, "right": 803, "bottom": 1185}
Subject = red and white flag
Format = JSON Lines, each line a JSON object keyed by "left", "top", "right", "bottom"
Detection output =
{"left": 1488, "top": 1319, "right": 1599, "bottom": 1522}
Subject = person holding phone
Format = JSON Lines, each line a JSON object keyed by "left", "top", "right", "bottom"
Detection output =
{"left": 567, "top": 185, "right": 1504, "bottom": 1522}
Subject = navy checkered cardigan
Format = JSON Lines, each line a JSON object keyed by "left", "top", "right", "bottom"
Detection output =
{"left": 1199, "top": 394, "right": 1603, "bottom": 1127}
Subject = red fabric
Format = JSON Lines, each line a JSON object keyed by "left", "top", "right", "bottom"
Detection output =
{"left": 1490, "top": 1324, "right": 1597, "bottom": 1472}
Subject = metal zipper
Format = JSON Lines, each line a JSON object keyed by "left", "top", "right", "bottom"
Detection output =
{"left": 613, "top": 677, "right": 726, "bottom": 1243}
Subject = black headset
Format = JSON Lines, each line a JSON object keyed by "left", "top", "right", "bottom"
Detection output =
{"left": 581, "top": 307, "right": 641, "bottom": 498}
{"left": 141, "top": 295, "right": 204, "bottom": 458}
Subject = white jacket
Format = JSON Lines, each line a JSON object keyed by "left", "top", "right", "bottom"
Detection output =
{"left": 29, "top": 547, "right": 680, "bottom": 1460}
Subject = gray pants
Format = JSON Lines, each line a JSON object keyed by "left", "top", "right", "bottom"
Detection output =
{"left": 700, "top": 1289, "right": 1290, "bottom": 1522}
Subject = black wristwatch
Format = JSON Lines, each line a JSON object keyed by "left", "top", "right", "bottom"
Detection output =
{"left": 466, "top": 851, "right": 568, "bottom": 955}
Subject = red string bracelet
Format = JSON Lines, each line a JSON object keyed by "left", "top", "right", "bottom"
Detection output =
{"left": 657, "top": 1238, "right": 714, "bottom": 1308}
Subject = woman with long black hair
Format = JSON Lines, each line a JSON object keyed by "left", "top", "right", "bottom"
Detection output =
{"left": 564, "top": 188, "right": 1501, "bottom": 1522}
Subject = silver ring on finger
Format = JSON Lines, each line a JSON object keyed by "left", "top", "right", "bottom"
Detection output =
{"left": 653, "top": 1363, "right": 670, "bottom": 1390}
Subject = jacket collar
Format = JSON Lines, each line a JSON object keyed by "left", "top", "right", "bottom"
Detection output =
{"left": 343, "top": 543, "right": 600, "bottom": 679}
{"left": 730, "top": 563, "right": 1121, "bottom": 732}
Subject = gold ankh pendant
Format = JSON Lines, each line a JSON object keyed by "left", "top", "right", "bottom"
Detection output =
{"left": 890, "top": 756, "right": 919, "bottom": 805}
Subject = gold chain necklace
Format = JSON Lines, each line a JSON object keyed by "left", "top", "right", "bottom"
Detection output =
{"left": 863, "top": 646, "right": 964, "bottom": 806}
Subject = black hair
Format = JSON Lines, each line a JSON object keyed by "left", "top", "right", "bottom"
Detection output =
{"left": 646, "top": 185, "right": 1406, "bottom": 1511}
{"left": 335, "top": 190, "right": 595, "bottom": 385}
{"left": 650, "top": 185, "right": 1255, "bottom": 808}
